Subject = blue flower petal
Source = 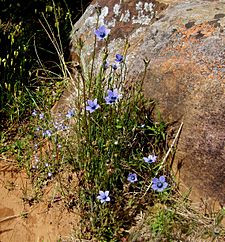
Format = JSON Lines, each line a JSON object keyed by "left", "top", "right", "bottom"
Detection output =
{"left": 152, "top": 178, "right": 159, "bottom": 183}
{"left": 159, "top": 176, "right": 166, "bottom": 183}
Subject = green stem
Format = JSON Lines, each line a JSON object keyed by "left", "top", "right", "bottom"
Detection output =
{"left": 89, "top": 14, "right": 100, "bottom": 95}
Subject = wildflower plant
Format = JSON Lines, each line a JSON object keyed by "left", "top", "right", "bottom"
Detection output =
{"left": 85, "top": 98, "right": 100, "bottom": 113}
{"left": 143, "top": 154, "right": 157, "bottom": 164}
{"left": 64, "top": 19, "right": 169, "bottom": 240}
{"left": 115, "top": 54, "right": 123, "bottom": 63}
{"left": 152, "top": 176, "right": 168, "bottom": 192}
{"left": 105, "top": 89, "right": 122, "bottom": 104}
{"left": 66, "top": 109, "right": 75, "bottom": 118}
{"left": 21, "top": 7, "right": 169, "bottom": 240}
{"left": 97, "top": 191, "right": 110, "bottom": 203}
{"left": 111, "top": 63, "right": 118, "bottom": 70}
{"left": 95, "top": 25, "right": 110, "bottom": 40}
{"left": 127, "top": 173, "right": 138, "bottom": 183}
{"left": 26, "top": 107, "right": 69, "bottom": 190}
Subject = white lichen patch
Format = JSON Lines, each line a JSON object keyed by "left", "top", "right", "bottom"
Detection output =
{"left": 71, "top": 0, "right": 156, "bottom": 48}
{"left": 133, "top": 1, "right": 155, "bottom": 25}
{"left": 112, "top": 1, "right": 155, "bottom": 25}
{"left": 107, "top": 18, "right": 116, "bottom": 28}
{"left": 99, "top": 7, "right": 109, "bottom": 25}
{"left": 84, "top": 6, "right": 109, "bottom": 28}
{"left": 136, "top": 1, "right": 143, "bottom": 11}
{"left": 144, "top": 2, "right": 154, "bottom": 12}
{"left": 113, "top": 4, "right": 121, "bottom": 17}
{"left": 132, "top": 14, "right": 153, "bottom": 25}
{"left": 120, "top": 10, "right": 131, "bottom": 23}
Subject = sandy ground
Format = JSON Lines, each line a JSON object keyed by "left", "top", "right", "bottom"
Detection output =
{"left": 0, "top": 158, "right": 80, "bottom": 242}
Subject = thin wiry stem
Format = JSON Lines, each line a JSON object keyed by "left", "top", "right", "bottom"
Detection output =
{"left": 39, "top": 14, "right": 72, "bottom": 81}
{"left": 89, "top": 12, "right": 100, "bottom": 95}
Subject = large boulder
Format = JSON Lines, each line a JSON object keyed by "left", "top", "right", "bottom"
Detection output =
{"left": 68, "top": 0, "right": 225, "bottom": 206}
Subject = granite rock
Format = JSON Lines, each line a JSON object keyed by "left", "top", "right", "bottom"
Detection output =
{"left": 68, "top": 0, "right": 225, "bottom": 206}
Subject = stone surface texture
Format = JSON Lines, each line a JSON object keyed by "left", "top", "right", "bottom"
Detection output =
{"left": 69, "top": 0, "right": 225, "bottom": 205}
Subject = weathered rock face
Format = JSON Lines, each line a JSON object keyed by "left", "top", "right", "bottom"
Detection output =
{"left": 69, "top": 0, "right": 225, "bottom": 205}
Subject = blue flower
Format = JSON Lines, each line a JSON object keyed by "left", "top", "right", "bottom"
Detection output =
{"left": 39, "top": 113, "right": 44, "bottom": 119}
{"left": 66, "top": 109, "right": 75, "bottom": 118}
{"left": 111, "top": 63, "right": 118, "bottom": 70}
{"left": 115, "top": 54, "right": 123, "bottom": 63}
{"left": 152, "top": 176, "right": 168, "bottom": 192}
{"left": 54, "top": 122, "right": 68, "bottom": 131}
{"left": 105, "top": 89, "right": 122, "bottom": 104}
{"left": 34, "top": 155, "right": 39, "bottom": 163}
{"left": 127, "top": 173, "right": 138, "bottom": 183}
{"left": 32, "top": 110, "right": 37, "bottom": 116}
{"left": 86, "top": 99, "right": 100, "bottom": 113}
{"left": 97, "top": 191, "right": 110, "bottom": 203}
{"left": 42, "top": 130, "right": 52, "bottom": 137}
{"left": 48, "top": 172, "right": 53, "bottom": 178}
{"left": 143, "top": 154, "right": 157, "bottom": 164}
{"left": 95, "top": 25, "right": 110, "bottom": 40}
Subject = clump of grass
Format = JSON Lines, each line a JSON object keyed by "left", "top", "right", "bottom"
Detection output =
{"left": 129, "top": 193, "right": 225, "bottom": 241}
{"left": 0, "top": 0, "right": 91, "bottom": 126}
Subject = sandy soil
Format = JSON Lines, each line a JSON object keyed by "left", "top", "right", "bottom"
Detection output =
{"left": 0, "top": 158, "right": 80, "bottom": 242}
